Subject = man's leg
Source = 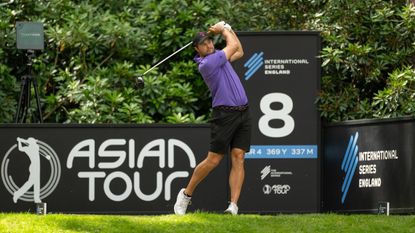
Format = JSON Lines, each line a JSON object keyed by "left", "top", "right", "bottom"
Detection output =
{"left": 228, "top": 109, "right": 250, "bottom": 207}
{"left": 223, "top": 147, "right": 245, "bottom": 215}
{"left": 185, "top": 151, "right": 223, "bottom": 195}
{"left": 174, "top": 151, "right": 223, "bottom": 215}
{"left": 229, "top": 148, "right": 245, "bottom": 204}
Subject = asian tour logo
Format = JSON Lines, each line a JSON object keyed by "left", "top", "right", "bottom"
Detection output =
{"left": 244, "top": 51, "right": 264, "bottom": 80}
{"left": 340, "top": 132, "right": 359, "bottom": 204}
{"left": 1, "top": 137, "right": 61, "bottom": 203}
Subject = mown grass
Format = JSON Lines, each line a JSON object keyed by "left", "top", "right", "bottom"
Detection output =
{"left": 0, "top": 212, "right": 414, "bottom": 233}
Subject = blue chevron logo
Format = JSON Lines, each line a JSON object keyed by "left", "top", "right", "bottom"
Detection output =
{"left": 244, "top": 51, "right": 264, "bottom": 80}
{"left": 340, "top": 132, "right": 359, "bottom": 204}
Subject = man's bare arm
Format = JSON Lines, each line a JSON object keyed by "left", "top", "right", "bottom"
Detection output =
{"left": 221, "top": 29, "right": 240, "bottom": 61}
{"left": 228, "top": 29, "right": 244, "bottom": 62}
{"left": 208, "top": 22, "right": 242, "bottom": 61}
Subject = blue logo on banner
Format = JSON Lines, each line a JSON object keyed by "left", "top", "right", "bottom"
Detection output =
{"left": 244, "top": 52, "right": 264, "bottom": 80}
{"left": 341, "top": 132, "right": 359, "bottom": 204}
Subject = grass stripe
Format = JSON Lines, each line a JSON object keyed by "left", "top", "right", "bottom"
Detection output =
{"left": 1, "top": 213, "right": 414, "bottom": 233}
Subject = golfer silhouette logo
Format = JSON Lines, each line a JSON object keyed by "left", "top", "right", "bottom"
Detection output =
{"left": 13, "top": 137, "right": 49, "bottom": 203}
{"left": 1, "top": 137, "right": 61, "bottom": 203}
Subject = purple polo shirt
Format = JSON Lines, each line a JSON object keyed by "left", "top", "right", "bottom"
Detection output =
{"left": 194, "top": 50, "right": 248, "bottom": 107}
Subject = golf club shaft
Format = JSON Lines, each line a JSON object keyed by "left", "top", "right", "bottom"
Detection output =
{"left": 143, "top": 41, "right": 193, "bottom": 76}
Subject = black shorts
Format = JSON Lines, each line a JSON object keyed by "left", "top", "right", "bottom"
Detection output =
{"left": 209, "top": 106, "right": 251, "bottom": 155}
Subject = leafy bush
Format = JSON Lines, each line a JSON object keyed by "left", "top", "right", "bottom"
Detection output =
{"left": 372, "top": 66, "right": 415, "bottom": 118}
{"left": 310, "top": 0, "right": 415, "bottom": 121}
{"left": 0, "top": 0, "right": 217, "bottom": 123}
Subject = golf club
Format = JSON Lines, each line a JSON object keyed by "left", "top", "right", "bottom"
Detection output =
{"left": 135, "top": 41, "right": 193, "bottom": 89}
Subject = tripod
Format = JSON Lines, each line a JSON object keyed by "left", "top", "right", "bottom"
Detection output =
{"left": 14, "top": 50, "right": 43, "bottom": 123}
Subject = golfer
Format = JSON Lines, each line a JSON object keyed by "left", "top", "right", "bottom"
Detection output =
{"left": 174, "top": 21, "right": 251, "bottom": 215}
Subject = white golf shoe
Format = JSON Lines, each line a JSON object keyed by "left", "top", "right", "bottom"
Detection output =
{"left": 224, "top": 202, "right": 238, "bottom": 215}
{"left": 174, "top": 188, "right": 191, "bottom": 215}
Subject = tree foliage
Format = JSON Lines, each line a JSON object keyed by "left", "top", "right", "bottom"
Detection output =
{"left": 0, "top": 0, "right": 414, "bottom": 123}
{"left": 309, "top": 0, "right": 415, "bottom": 121}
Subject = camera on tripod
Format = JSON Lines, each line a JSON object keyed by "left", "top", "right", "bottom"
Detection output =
{"left": 14, "top": 22, "right": 44, "bottom": 123}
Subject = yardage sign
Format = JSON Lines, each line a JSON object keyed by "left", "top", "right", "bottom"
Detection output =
{"left": 234, "top": 32, "right": 321, "bottom": 212}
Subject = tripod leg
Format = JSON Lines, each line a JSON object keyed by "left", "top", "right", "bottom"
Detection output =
{"left": 14, "top": 76, "right": 28, "bottom": 123}
{"left": 32, "top": 77, "right": 43, "bottom": 123}
{"left": 16, "top": 51, "right": 44, "bottom": 123}
{"left": 22, "top": 77, "right": 31, "bottom": 123}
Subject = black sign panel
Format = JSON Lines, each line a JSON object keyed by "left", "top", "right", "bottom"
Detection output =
{"left": 0, "top": 124, "right": 227, "bottom": 214}
{"left": 233, "top": 32, "right": 321, "bottom": 212}
{"left": 324, "top": 118, "right": 415, "bottom": 213}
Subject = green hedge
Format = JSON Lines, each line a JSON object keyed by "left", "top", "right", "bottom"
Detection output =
{"left": 311, "top": 0, "right": 415, "bottom": 121}
{"left": 0, "top": 0, "right": 414, "bottom": 123}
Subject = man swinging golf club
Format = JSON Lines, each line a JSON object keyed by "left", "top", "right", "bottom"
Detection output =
{"left": 174, "top": 21, "right": 251, "bottom": 215}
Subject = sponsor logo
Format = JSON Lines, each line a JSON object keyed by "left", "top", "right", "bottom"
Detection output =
{"left": 340, "top": 132, "right": 399, "bottom": 204}
{"left": 243, "top": 51, "right": 310, "bottom": 81}
{"left": 1, "top": 137, "right": 61, "bottom": 203}
{"left": 263, "top": 184, "right": 291, "bottom": 195}
{"left": 340, "top": 132, "right": 359, "bottom": 204}
{"left": 244, "top": 51, "right": 264, "bottom": 80}
{"left": 260, "top": 165, "right": 271, "bottom": 180}
{"left": 66, "top": 138, "right": 196, "bottom": 202}
{"left": 260, "top": 165, "right": 293, "bottom": 180}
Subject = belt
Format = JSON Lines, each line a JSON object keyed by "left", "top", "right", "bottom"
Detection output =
{"left": 213, "top": 104, "right": 249, "bottom": 112}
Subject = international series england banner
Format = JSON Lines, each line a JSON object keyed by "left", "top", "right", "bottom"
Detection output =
{"left": 324, "top": 118, "right": 415, "bottom": 213}
{"left": 233, "top": 32, "right": 321, "bottom": 212}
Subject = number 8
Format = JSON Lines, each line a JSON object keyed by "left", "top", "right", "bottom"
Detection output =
{"left": 258, "top": 93, "right": 295, "bottom": 138}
